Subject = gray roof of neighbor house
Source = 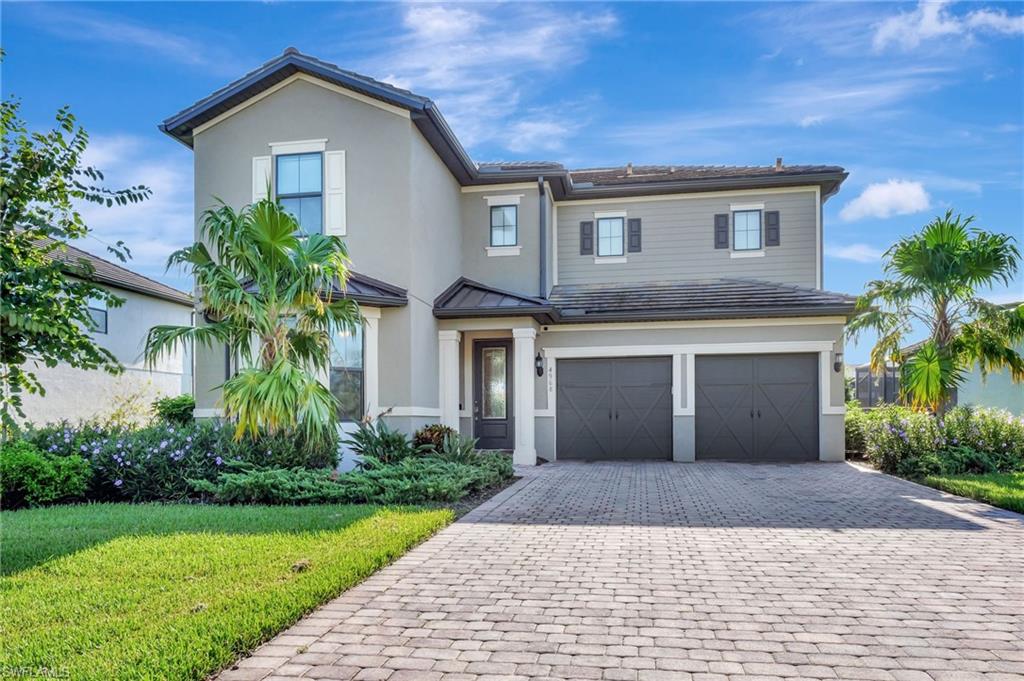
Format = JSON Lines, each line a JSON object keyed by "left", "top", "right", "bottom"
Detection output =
{"left": 433, "top": 278, "right": 857, "bottom": 324}
{"left": 46, "top": 240, "right": 192, "bottom": 306}
{"left": 161, "top": 49, "right": 848, "bottom": 200}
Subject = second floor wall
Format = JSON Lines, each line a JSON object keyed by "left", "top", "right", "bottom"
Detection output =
{"left": 554, "top": 188, "right": 822, "bottom": 290}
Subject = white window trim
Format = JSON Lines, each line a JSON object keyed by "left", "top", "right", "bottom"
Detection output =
{"left": 593, "top": 256, "right": 627, "bottom": 264}
{"left": 484, "top": 194, "right": 523, "bottom": 207}
{"left": 731, "top": 208, "right": 763, "bottom": 253}
{"left": 730, "top": 202, "right": 765, "bottom": 211}
{"left": 486, "top": 245, "right": 522, "bottom": 257}
{"left": 269, "top": 139, "right": 327, "bottom": 155}
{"left": 595, "top": 215, "right": 626, "bottom": 258}
{"left": 594, "top": 210, "right": 627, "bottom": 219}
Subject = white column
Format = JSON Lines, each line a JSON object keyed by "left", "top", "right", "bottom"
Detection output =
{"left": 512, "top": 328, "right": 537, "bottom": 466}
{"left": 438, "top": 330, "right": 462, "bottom": 431}
{"left": 362, "top": 307, "right": 381, "bottom": 418}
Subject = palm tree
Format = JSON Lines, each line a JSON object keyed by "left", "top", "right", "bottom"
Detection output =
{"left": 847, "top": 210, "right": 1023, "bottom": 413}
{"left": 145, "top": 199, "right": 360, "bottom": 444}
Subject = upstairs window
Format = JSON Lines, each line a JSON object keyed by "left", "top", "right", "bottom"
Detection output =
{"left": 733, "top": 210, "right": 762, "bottom": 251}
{"left": 276, "top": 153, "right": 323, "bottom": 236}
{"left": 597, "top": 217, "right": 624, "bottom": 256}
{"left": 490, "top": 205, "right": 518, "bottom": 247}
{"left": 87, "top": 297, "right": 108, "bottom": 334}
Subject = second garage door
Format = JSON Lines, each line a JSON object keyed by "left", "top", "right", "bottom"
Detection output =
{"left": 557, "top": 357, "right": 672, "bottom": 460}
{"left": 695, "top": 354, "right": 819, "bottom": 462}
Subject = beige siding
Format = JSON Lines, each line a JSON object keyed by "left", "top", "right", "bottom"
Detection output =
{"left": 555, "top": 189, "right": 819, "bottom": 288}
{"left": 459, "top": 186, "right": 541, "bottom": 297}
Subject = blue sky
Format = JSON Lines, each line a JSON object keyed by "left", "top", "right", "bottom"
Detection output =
{"left": 4, "top": 1, "right": 1023, "bottom": 362}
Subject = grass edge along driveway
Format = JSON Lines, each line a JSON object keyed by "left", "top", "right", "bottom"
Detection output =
{"left": 0, "top": 504, "right": 452, "bottom": 681}
{"left": 923, "top": 471, "right": 1024, "bottom": 514}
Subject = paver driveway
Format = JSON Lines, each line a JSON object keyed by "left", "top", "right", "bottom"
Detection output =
{"left": 220, "top": 462, "right": 1024, "bottom": 681}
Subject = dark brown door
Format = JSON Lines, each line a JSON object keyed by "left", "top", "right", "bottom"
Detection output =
{"left": 557, "top": 357, "right": 672, "bottom": 460}
{"left": 473, "top": 340, "right": 514, "bottom": 449}
{"left": 695, "top": 354, "right": 819, "bottom": 462}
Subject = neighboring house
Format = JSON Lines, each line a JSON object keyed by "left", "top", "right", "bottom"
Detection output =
{"left": 160, "top": 48, "right": 856, "bottom": 464}
{"left": 855, "top": 304, "right": 1024, "bottom": 415}
{"left": 18, "top": 243, "right": 193, "bottom": 426}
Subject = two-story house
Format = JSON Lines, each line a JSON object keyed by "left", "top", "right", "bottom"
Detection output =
{"left": 161, "top": 49, "right": 856, "bottom": 465}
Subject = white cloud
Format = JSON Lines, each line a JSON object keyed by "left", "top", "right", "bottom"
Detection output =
{"left": 357, "top": 3, "right": 617, "bottom": 153}
{"left": 873, "top": 1, "right": 1024, "bottom": 52}
{"left": 22, "top": 5, "right": 241, "bottom": 74}
{"left": 799, "top": 114, "right": 825, "bottom": 128}
{"left": 74, "top": 135, "right": 194, "bottom": 291}
{"left": 840, "top": 180, "right": 931, "bottom": 221}
{"left": 826, "top": 243, "right": 885, "bottom": 263}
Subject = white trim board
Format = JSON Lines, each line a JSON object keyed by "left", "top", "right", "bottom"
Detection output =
{"left": 269, "top": 139, "right": 327, "bottom": 155}
{"left": 483, "top": 194, "right": 523, "bottom": 206}
{"left": 541, "top": 340, "right": 835, "bottom": 359}
{"left": 193, "top": 73, "right": 410, "bottom": 137}
{"left": 461, "top": 182, "right": 536, "bottom": 193}
{"left": 486, "top": 245, "right": 521, "bottom": 257}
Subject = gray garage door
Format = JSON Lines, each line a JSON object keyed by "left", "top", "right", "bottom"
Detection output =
{"left": 557, "top": 357, "right": 672, "bottom": 460}
{"left": 695, "top": 354, "right": 818, "bottom": 462}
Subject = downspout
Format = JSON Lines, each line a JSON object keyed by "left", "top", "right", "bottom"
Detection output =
{"left": 538, "top": 176, "right": 547, "bottom": 298}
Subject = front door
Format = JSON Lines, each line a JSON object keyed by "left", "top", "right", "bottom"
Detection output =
{"left": 473, "top": 340, "right": 514, "bottom": 449}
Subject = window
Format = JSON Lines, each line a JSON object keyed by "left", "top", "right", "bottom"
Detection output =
{"left": 276, "top": 153, "right": 323, "bottom": 236}
{"left": 597, "top": 217, "right": 624, "bottom": 256}
{"left": 490, "top": 205, "right": 518, "bottom": 247}
{"left": 330, "top": 324, "right": 363, "bottom": 422}
{"left": 87, "top": 297, "right": 107, "bottom": 334}
{"left": 732, "top": 210, "right": 762, "bottom": 251}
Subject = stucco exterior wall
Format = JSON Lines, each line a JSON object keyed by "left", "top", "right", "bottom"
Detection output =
{"left": 459, "top": 185, "right": 542, "bottom": 296}
{"left": 190, "top": 77, "right": 463, "bottom": 418}
{"left": 18, "top": 286, "right": 191, "bottom": 426}
{"left": 555, "top": 188, "right": 820, "bottom": 288}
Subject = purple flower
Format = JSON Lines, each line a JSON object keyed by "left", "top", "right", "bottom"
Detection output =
{"left": 160, "top": 440, "right": 169, "bottom": 449}
{"left": 215, "top": 456, "right": 223, "bottom": 466}
{"left": 80, "top": 445, "right": 87, "bottom": 452}
{"left": 114, "top": 479, "right": 123, "bottom": 487}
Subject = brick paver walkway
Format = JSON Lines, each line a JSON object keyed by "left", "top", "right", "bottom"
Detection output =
{"left": 219, "top": 462, "right": 1024, "bottom": 681}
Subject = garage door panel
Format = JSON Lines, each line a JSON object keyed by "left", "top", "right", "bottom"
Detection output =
{"left": 696, "top": 354, "right": 818, "bottom": 462}
{"left": 557, "top": 357, "right": 671, "bottom": 461}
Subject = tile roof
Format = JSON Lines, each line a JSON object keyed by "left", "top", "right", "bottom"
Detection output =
{"left": 549, "top": 279, "right": 857, "bottom": 322}
{"left": 45, "top": 240, "right": 192, "bottom": 306}
{"left": 569, "top": 164, "right": 846, "bottom": 187}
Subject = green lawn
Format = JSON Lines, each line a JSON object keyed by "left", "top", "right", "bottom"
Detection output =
{"left": 923, "top": 472, "right": 1024, "bottom": 514}
{"left": 0, "top": 503, "right": 452, "bottom": 680}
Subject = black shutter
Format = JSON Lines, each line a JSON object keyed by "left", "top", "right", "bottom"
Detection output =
{"left": 765, "top": 210, "right": 780, "bottom": 247}
{"left": 627, "top": 218, "right": 642, "bottom": 253}
{"left": 714, "top": 214, "right": 729, "bottom": 249}
{"left": 580, "top": 221, "right": 594, "bottom": 255}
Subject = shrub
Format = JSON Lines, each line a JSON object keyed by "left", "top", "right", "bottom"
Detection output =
{"left": 24, "top": 419, "right": 338, "bottom": 502}
{"left": 190, "top": 463, "right": 346, "bottom": 504}
{"left": 153, "top": 394, "right": 196, "bottom": 425}
{"left": 864, "top": 404, "right": 944, "bottom": 474}
{"left": 1, "top": 441, "right": 90, "bottom": 509}
{"left": 413, "top": 424, "right": 457, "bottom": 451}
{"left": 844, "top": 402, "right": 869, "bottom": 456}
{"left": 346, "top": 418, "right": 426, "bottom": 465}
{"left": 943, "top": 406, "right": 1024, "bottom": 468}
{"left": 336, "top": 453, "right": 514, "bottom": 505}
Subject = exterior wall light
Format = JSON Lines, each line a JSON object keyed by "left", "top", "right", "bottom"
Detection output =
{"left": 834, "top": 351, "right": 844, "bottom": 373}
{"left": 535, "top": 353, "right": 544, "bottom": 377}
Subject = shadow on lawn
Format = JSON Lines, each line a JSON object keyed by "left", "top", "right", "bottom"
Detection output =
{"left": 0, "top": 502, "right": 382, "bottom": 575}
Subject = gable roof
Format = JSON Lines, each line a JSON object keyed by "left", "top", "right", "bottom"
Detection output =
{"left": 46, "top": 240, "right": 192, "bottom": 306}
{"left": 434, "top": 278, "right": 556, "bottom": 322}
{"left": 162, "top": 49, "right": 847, "bottom": 201}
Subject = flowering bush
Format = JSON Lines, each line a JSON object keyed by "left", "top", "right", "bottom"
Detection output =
{"left": 24, "top": 419, "right": 339, "bottom": 502}
{"left": 864, "top": 405, "right": 944, "bottom": 474}
{"left": 856, "top": 404, "right": 1024, "bottom": 476}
